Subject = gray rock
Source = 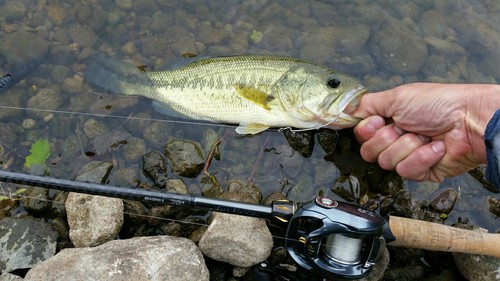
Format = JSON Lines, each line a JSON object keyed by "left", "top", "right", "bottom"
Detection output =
{"left": 123, "top": 137, "right": 146, "bottom": 162}
{"left": 24, "top": 236, "right": 209, "bottom": 281}
{"left": 429, "top": 188, "right": 457, "bottom": 214}
{"left": 83, "top": 118, "right": 109, "bottom": 139}
{"left": 3, "top": 0, "right": 26, "bottom": 21}
{"left": 20, "top": 187, "right": 50, "bottom": 216}
{"left": 0, "top": 217, "right": 58, "bottom": 273}
{"left": 0, "top": 30, "right": 49, "bottom": 64}
{"left": 0, "top": 273, "right": 23, "bottom": 281}
{"left": 26, "top": 88, "right": 63, "bottom": 119}
{"left": 65, "top": 161, "right": 123, "bottom": 247}
{"left": 371, "top": 26, "right": 428, "bottom": 74}
{"left": 165, "top": 139, "right": 205, "bottom": 178}
{"left": 198, "top": 212, "right": 273, "bottom": 267}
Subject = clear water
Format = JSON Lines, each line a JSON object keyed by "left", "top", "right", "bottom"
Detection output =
{"left": 0, "top": 0, "right": 499, "bottom": 230}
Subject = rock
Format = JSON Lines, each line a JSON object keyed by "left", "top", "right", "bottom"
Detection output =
{"left": 317, "top": 129, "right": 339, "bottom": 156}
{"left": 226, "top": 180, "right": 262, "bottom": 204}
{"left": 3, "top": 0, "right": 26, "bottom": 21}
{"left": 392, "top": 190, "right": 422, "bottom": 219}
{"left": 83, "top": 118, "right": 109, "bottom": 139}
{"left": 283, "top": 130, "right": 315, "bottom": 158}
{"left": 142, "top": 150, "right": 167, "bottom": 183}
{"left": 20, "top": 187, "right": 50, "bottom": 216}
{"left": 419, "top": 10, "right": 447, "bottom": 37}
{"left": 65, "top": 161, "right": 123, "bottom": 247}
{"left": 165, "top": 139, "right": 205, "bottom": 178}
{"left": 143, "top": 121, "right": 174, "bottom": 147}
{"left": 429, "top": 188, "right": 457, "bottom": 214}
{"left": 24, "top": 236, "right": 209, "bottom": 281}
{"left": 26, "top": 88, "right": 63, "bottom": 119}
{"left": 0, "top": 217, "right": 58, "bottom": 273}
{"left": 198, "top": 212, "right": 273, "bottom": 267}
{"left": 371, "top": 26, "right": 428, "bottom": 74}
{"left": 0, "top": 30, "right": 49, "bottom": 80}
{"left": 0, "top": 273, "right": 23, "bottom": 281}
{"left": 67, "top": 26, "right": 97, "bottom": 48}
{"left": 123, "top": 137, "right": 146, "bottom": 162}
{"left": 61, "top": 77, "right": 84, "bottom": 94}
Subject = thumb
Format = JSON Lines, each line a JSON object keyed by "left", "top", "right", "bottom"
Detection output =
{"left": 353, "top": 90, "right": 397, "bottom": 119}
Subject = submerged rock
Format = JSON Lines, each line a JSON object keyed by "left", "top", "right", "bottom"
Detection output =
{"left": 165, "top": 139, "right": 204, "bottom": 178}
{"left": 0, "top": 217, "right": 58, "bottom": 273}
{"left": 371, "top": 26, "right": 428, "bottom": 74}
{"left": 24, "top": 236, "right": 209, "bottom": 281}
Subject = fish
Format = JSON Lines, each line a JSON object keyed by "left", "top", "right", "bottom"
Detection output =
{"left": 84, "top": 55, "right": 367, "bottom": 135}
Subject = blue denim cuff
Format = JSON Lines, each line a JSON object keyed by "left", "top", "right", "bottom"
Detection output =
{"left": 485, "top": 109, "right": 500, "bottom": 191}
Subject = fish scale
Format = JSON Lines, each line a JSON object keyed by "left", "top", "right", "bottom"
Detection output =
{"left": 84, "top": 55, "right": 367, "bottom": 134}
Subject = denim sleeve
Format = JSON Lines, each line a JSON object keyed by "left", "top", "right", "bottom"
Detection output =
{"left": 485, "top": 109, "right": 500, "bottom": 190}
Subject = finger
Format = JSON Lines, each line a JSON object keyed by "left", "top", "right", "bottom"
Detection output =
{"left": 353, "top": 89, "right": 398, "bottom": 119}
{"left": 377, "top": 133, "right": 432, "bottom": 170}
{"left": 353, "top": 115, "right": 386, "bottom": 143}
{"left": 395, "top": 140, "right": 446, "bottom": 181}
{"left": 359, "top": 124, "right": 404, "bottom": 162}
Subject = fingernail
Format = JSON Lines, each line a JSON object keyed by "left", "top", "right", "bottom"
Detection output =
{"left": 366, "top": 116, "right": 384, "bottom": 131}
{"left": 431, "top": 141, "right": 445, "bottom": 154}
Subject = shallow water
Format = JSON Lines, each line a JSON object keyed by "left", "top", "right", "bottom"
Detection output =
{"left": 0, "top": 0, "right": 499, "bottom": 252}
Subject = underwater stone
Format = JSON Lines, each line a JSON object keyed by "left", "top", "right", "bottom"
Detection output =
{"left": 164, "top": 139, "right": 204, "bottom": 178}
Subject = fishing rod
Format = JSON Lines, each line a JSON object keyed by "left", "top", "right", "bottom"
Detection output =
{"left": 1, "top": 170, "right": 500, "bottom": 280}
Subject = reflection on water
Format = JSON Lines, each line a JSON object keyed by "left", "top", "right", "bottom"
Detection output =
{"left": 0, "top": 0, "right": 499, "bottom": 229}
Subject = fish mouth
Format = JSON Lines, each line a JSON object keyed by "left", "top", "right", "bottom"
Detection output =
{"left": 324, "top": 85, "right": 368, "bottom": 129}
{"left": 341, "top": 86, "right": 368, "bottom": 115}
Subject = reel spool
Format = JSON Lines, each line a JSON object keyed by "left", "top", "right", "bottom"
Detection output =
{"left": 286, "top": 196, "right": 386, "bottom": 279}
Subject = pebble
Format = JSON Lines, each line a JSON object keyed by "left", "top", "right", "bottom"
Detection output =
{"left": 61, "top": 76, "right": 84, "bottom": 94}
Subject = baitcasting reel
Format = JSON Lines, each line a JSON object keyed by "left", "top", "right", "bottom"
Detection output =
{"left": 283, "top": 196, "right": 386, "bottom": 279}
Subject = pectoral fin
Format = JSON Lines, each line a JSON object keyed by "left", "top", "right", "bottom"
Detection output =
{"left": 235, "top": 123, "right": 270, "bottom": 135}
{"left": 234, "top": 84, "right": 275, "bottom": 110}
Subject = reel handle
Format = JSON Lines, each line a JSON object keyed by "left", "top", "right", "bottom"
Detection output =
{"left": 387, "top": 216, "right": 500, "bottom": 257}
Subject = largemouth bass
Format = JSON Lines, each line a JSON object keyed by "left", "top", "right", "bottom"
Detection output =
{"left": 84, "top": 55, "right": 367, "bottom": 134}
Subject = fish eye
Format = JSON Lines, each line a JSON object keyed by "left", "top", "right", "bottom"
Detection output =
{"left": 326, "top": 75, "right": 341, "bottom": 89}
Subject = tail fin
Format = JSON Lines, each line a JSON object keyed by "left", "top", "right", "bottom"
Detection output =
{"left": 84, "top": 56, "right": 151, "bottom": 95}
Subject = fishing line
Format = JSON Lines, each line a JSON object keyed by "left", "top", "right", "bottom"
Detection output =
{"left": 0, "top": 104, "right": 237, "bottom": 129}
{"left": 0, "top": 186, "right": 302, "bottom": 244}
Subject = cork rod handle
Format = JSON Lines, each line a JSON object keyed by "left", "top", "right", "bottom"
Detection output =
{"left": 387, "top": 216, "right": 500, "bottom": 257}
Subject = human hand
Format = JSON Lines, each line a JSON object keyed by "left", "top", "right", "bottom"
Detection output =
{"left": 353, "top": 83, "right": 500, "bottom": 182}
